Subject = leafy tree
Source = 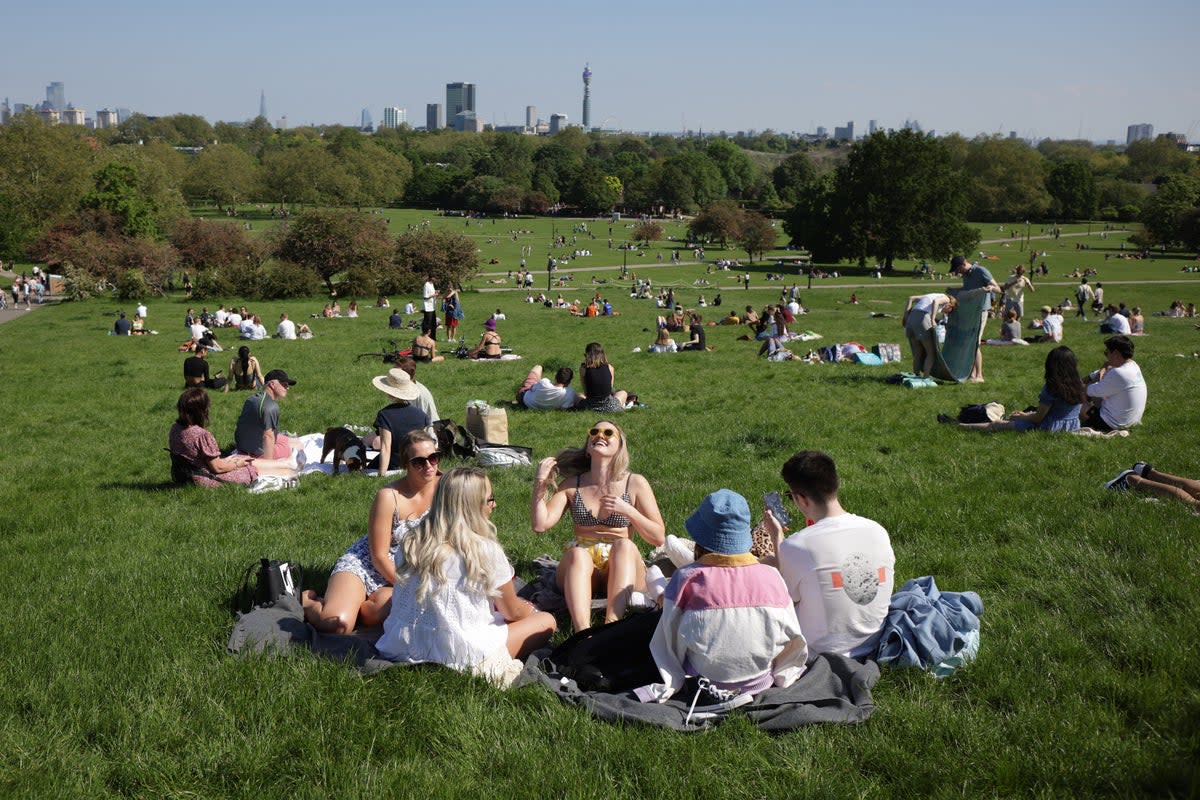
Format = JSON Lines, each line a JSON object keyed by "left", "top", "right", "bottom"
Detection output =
{"left": 734, "top": 212, "right": 778, "bottom": 262}
{"left": 963, "top": 136, "right": 1051, "bottom": 220}
{"left": 569, "top": 164, "right": 620, "bottom": 213}
{"left": 659, "top": 152, "right": 727, "bottom": 213}
{"left": 689, "top": 200, "right": 743, "bottom": 248}
{"left": 478, "top": 133, "right": 536, "bottom": 188}
{"left": 334, "top": 140, "right": 412, "bottom": 209}
{"left": 1139, "top": 174, "right": 1200, "bottom": 247}
{"left": 1122, "top": 138, "right": 1196, "bottom": 183}
{"left": 705, "top": 139, "right": 759, "bottom": 199}
{"left": 772, "top": 152, "right": 817, "bottom": 206}
{"left": 183, "top": 144, "right": 259, "bottom": 211}
{"left": 80, "top": 162, "right": 160, "bottom": 239}
{"left": 406, "top": 163, "right": 470, "bottom": 207}
{"left": 631, "top": 221, "right": 664, "bottom": 245}
{"left": 274, "top": 209, "right": 395, "bottom": 293}
{"left": 260, "top": 145, "right": 352, "bottom": 208}
{"left": 170, "top": 218, "right": 262, "bottom": 272}
{"left": 100, "top": 146, "right": 190, "bottom": 235}
{"left": 0, "top": 115, "right": 95, "bottom": 253}
{"left": 785, "top": 130, "right": 977, "bottom": 268}
{"left": 1046, "top": 161, "right": 1098, "bottom": 220}
{"left": 388, "top": 228, "right": 478, "bottom": 295}
{"left": 458, "top": 175, "right": 508, "bottom": 211}
{"left": 1096, "top": 178, "right": 1148, "bottom": 222}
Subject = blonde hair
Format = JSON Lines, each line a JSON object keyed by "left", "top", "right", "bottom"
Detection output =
{"left": 552, "top": 419, "right": 630, "bottom": 480}
{"left": 400, "top": 467, "right": 499, "bottom": 602}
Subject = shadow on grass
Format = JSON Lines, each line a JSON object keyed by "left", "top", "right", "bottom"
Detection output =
{"left": 98, "top": 480, "right": 182, "bottom": 493}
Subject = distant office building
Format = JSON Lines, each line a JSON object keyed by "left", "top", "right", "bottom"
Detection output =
{"left": 549, "top": 113, "right": 568, "bottom": 134}
{"left": 95, "top": 108, "right": 119, "bottom": 129}
{"left": 116, "top": 108, "right": 132, "bottom": 123}
{"left": 903, "top": 118, "right": 922, "bottom": 132}
{"left": 61, "top": 107, "right": 85, "bottom": 126}
{"left": 259, "top": 90, "right": 268, "bottom": 120}
{"left": 0, "top": 98, "right": 9, "bottom": 125}
{"left": 381, "top": 107, "right": 406, "bottom": 129}
{"left": 1126, "top": 123, "right": 1153, "bottom": 145}
{"left": 581, "top": 64, "right": 592, "bottom": 129}
{"left": 453, "top": 111, "right": 483, "bottom": 133}
{"left": 1009, "top": 131, "right": 1018, "bottom": 139}
{"left": 426, "top": 103, "right": 444, "bottom": 130}
{"left": 46, "top": 81, "right": 66, "bottom": 111}
{"left": 815, "top": 126, "right": 828, "bottom": 138}
{"left": 37, "top": 107, "right": 61, "bottom": 125}
{"left": 360, "top": 108, "right": 373, "bottom": 131}
{"left": 868, "top": 119, "right": 877, "bottom": 135}
{"left": 526, "top": 105, "right": 536, "bottom": 130}
{"left": 1160, "top": 132, "right": 1187, "bottom": 147}
{"left": 13, "top": 103, "right": 30, "bottom": 116}
{"left": 277, "top": 115, "right": 288, "bottom": 130}
{"left": 833, "top": 121, "right": 854, "bottom": 141}
{"left": 446, "top": 82, "right": 476, "bottom": 119}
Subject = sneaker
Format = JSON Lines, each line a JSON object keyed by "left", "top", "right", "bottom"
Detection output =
{"left": 937, "top": 413, "right": 957, "bottom": 425}
{"left": 1131, "top": 461, "right": 1151, "bottom": 478}
{"left": 684, "top": 678, "right": 754, "bottom": 724}
{"left": 1104, "top": 469, "right": 1135, "bottom": 491}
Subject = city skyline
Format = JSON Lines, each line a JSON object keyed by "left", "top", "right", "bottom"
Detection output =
{"left": 2, "top": 0, "right": 1197, "bottom": 142}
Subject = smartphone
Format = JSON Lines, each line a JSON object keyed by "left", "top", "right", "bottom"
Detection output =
{"left": 763, "top": 491, "right": 790, "bottom": 527}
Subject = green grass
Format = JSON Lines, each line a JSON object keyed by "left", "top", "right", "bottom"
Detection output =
{"left": 1, "top": 220, "right": 1199, "bottom": 797}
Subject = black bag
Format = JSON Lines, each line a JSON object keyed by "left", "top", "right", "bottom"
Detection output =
{"left": 235, "top": 558, "right": 303, "bottom": 614}
{"left": 432, "top": 419, "right": 479, "bottom": 459}
{"left": 548, "top": 610, "right": 663, "bottom": 692}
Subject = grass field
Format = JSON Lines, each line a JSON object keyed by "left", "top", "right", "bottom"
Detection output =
{"left": 1, "top": 217, "right": 1198, "bottom": 797}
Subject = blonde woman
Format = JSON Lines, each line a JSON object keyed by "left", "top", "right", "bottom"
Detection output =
{"left": 302, "top": 430, "right": 442, "bottom": 633}
{"left": 377, "top": 467, "right": 555, "bottom": 683}
{"left": 531, "top": 420, "right": 665, "bottom": 632}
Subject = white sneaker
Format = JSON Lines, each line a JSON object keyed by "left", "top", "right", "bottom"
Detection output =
{"left": 1104, "top": 469, "right": 1134, "bottom": 491}
{"left": 664, "top": 535, "right": 696, "bottom": 569}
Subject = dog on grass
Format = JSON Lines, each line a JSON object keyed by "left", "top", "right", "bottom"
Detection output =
{"left": 321, "top": 427, "right": 367, "bottom": 474}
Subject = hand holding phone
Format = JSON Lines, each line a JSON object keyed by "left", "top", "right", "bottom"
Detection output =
{"left": 763, "top": 491, "right": 790, "bottom": 528}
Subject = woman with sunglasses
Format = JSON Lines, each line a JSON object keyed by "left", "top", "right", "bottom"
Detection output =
{"left": 378, "top": 467, "right": 556, "bottom": 686}
{"left": 302, "top": 430, "right": 442, "bottom": 634}
{"left": 531, "top": 420, "right": 665, "bottom": 632}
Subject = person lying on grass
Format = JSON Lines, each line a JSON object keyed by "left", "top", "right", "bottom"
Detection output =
{"left": 302, "top": 430, "right": 441, "bottom": 633}
{"left": 531, "top": 419, "right": 665, "bottom": 632}
{"left": 1105, "top": 462, "right": 1200, "bottom": 513}
{"left": 377, "top": 467, "right": 556, "bottom": 686}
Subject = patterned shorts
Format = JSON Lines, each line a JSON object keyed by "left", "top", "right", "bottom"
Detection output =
{"left": 585, "top": 395, "right": 625, "bottom": 413}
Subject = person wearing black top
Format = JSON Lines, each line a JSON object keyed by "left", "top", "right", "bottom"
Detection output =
{"left": 680, "top": 313, "right": 707, "bottom": 351}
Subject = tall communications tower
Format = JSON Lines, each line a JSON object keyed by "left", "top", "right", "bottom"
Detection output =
{"left": 259, "top": 90, "right": 268, "bottom": 120}
{"left": 581, "top": 64, "right": 591, "bottom": 130}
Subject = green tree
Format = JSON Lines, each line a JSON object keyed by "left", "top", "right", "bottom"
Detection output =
{"left": 1046, "top": 161, "right": 1098, "bottom": 220}
{"left": 772, "top": 152, "right": 817, "bottom": 206}
{"left": 705, "top": 139, "right": 759, "bottom": 199}
{"left": 631, "top": 220, "right": 664, "bottom": 245}
{"left": 963, "top": 136, "right": 1051, "bottom": 220}
{"left": 569, "top": 164, "right": 620, "bottom": 213}
{"left": 1139, "top": 174, "right": 1200, "bottom": 247}
{"left": 689, "top": 200, "right": 743, "bottom": 248}
{"left": 0, "top": 115, "right": 94, "bottom": 253}
{"left": 80, "top": 162, "right": 160, "bottom": 239}
{"left": 260, "top": 145, "right": 351, "bottom": 208}
{"left": 274, "top": 209, "right": 395, "bottom": 293}
{"left": 785, "top": 130, "right": 978, "bottom": 268}
{"left": 183, "top": 144, "right": 259, "bottom": 211}
{"left": 1123, "top": 138, "right": 1197, "bottom": 183}
{"left": 334, "top": 139, "right": 413, "bottom": 209}
{"left": 734, "top": 211, "right": 778, "bottom": 262}
{"left": 389, "top": 228, "right": 478, "bottom": 295}
{"left": 659, "top": 152, "right": 727, "bottom": 213}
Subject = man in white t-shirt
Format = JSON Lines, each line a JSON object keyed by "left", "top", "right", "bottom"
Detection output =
{"left": 214, "top": 306, "right": 229, "bottom": 327}
{"left": 1083, "top": 335, "right": 1147, "bottom": 431}
{"left": 1100, "top": 307, "right": 1131, "bottom": 336}
{"left": 515, "top": 365, "right": 577, "bottom": 410}
{"left": 765, "top": 451, "right": 895, "bottom": 662}
{"left": 421, "top": 276, "right": 438, "bottom": 337}
{"left": 136, "top": 302, "right": 148, "bottom": 320}
{"left": 276, "top": 312, "right": 297, "bottom": 340}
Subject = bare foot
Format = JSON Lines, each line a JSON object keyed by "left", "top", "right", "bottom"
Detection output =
{"left": 968, "top": 376, "right": 985, "bottom": 383}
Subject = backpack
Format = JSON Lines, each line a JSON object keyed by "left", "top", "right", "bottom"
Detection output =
{"left": 234, "top": 558, "right": 304, "bottom": 614}
{"left": 432, "top": 419, "right": 479, "bottom": 458}
{"left": 547, "top": 610, "right": 663, "bottom": 692}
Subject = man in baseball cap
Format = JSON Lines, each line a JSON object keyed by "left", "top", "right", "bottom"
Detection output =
{"left": 235, "top": 368, "right": 302, "bottom": 465}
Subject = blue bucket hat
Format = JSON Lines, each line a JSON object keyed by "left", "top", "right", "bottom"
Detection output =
{"left": 685, "top": 489, "right": 752, "bottom": 556}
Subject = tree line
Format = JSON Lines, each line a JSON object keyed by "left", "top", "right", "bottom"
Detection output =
{"left": 0, "top": 111, "right": 1196, "bottom": 296}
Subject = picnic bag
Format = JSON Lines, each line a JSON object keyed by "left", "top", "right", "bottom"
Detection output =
{"left": 432, "top": 419, "right": 479, "bottom": 458}
{"left": 236, "top": 558, "right": 303, "bottom": 614}
{"left": 958, "top": 403, "right": 1005, "bottom": 424}
{"left": 548, "top": 610, "right": 663, "bottom": 692}
{"left": 476, "top": 443, "right": 533, "bottom": 467}
{"left": 466, "top": 401, "right": 509, "bottom": 445}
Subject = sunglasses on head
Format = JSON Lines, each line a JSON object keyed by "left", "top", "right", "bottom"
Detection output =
{"left": 589, "top": 427, "right": 618, "bottom": 440}
{"left": 408, "top": 453, "right": 441, "bottom": 469}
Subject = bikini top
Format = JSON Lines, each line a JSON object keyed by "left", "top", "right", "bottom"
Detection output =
{"left": 570, "top": 475, "right": 633, "bottom": 529}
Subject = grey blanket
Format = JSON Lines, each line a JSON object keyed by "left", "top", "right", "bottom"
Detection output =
{"left": 532, "top": 654, "right": 879, "bottom": 732}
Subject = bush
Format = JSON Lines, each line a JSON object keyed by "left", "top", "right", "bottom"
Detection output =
{"left": 191, "top": 268, "right": 233, "bottom": 300}
{"left": 61, "top": 262, "right": 103, "bottom": 301}
{"left": 259, "top": 259, "right": 322, "bottom": 300}
{"left": 114, "top": 268, "right": 150, "bottom": 300}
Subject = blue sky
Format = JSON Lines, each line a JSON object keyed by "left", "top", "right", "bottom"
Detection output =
{"left": 4, "top": 0, "right": 1197, "bottom": 142}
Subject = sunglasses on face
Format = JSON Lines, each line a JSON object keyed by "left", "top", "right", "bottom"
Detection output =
{"left": 408, "top": 453, "right": 441, "bottom": 469}
{"left": 589, "top": 427, "right": 618, "bottom": 440}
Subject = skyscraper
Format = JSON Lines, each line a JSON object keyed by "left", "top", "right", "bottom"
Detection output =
{"left": 360, "top": 108, "right": 373, "bottom": 131}
{"left": 1126, "top": 123, "right": 1153, "bottom": 145}
{"left": 526, "top": 105, "right": 536, "bottom": 130}
{"left": 259, "top": 90, "right": 268, "bottom": 120}
{"left": 445, "top": 82, "right": 475, "bottom": 119}
{"left": 46, "top": 82, "right": 65, "bottom": 111}
{"left": 581, "top": 64, "right": 592, "bottom": 130}
{"left": 426, "top": 103, "right": 444, "bottom": 130}
{"left": 549, "top": 113, "right": 568, "bottom": 134}
{"left": 381, "top": 107, "right": 406, "bottom": 129}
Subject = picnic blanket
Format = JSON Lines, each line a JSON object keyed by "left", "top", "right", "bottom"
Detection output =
{"left": 533, "top": 653, "right": 879, "bottom": 732}
{"left": 875, "top": 576, "right": 982, "bottom": 676}
{"left": 292, "top": 431, "right": 404, "bottom": 477}
{"left": 931, "top": 291, "right": 989, "bottom": 382}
